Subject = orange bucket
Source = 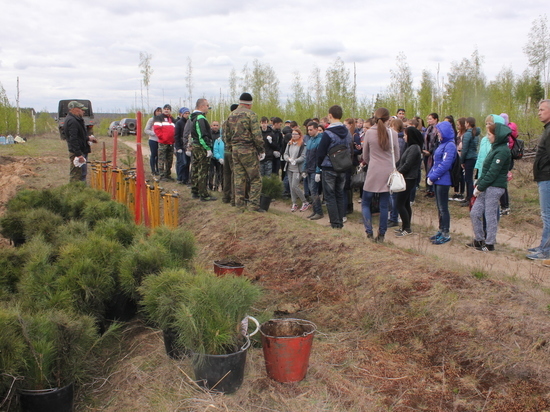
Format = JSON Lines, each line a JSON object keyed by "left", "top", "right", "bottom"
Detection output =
{"left": 260, "top": 318, "right": 316, "bottom": 383}
{"left": 213, "top": 260, "right": 244, "bottom": 276}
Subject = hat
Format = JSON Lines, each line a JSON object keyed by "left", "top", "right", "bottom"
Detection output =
{"left": 163, "top": 104, "right": 172, "bottom": 110}
{"left": 179, "top": 107, "right": 190, "bottom": 114}
{"left": 68, "top": 101, "right": 87, "bottom": 110}
{"left": 239, "top": 92, "right": 253, "bottom": 104}
{"left": 230, "top": 104, "right": 239, "bottom": 111}
{"left": 285, "top": 120, "right": 291, "bottom": 123}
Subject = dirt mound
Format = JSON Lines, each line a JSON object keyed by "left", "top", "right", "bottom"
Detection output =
{"left": 0, "top": 156, "right": 38, "bottom": 212}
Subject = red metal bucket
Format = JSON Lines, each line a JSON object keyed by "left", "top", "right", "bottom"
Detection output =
{"left": 260, "top": 318, "right": 316, "bottom": 383}
{"left": 213, "top": 260, "right": 244, "bottom": 276}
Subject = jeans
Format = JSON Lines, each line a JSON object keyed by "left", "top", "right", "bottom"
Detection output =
{"left": 175, "top": 151, "right": 187, "bottom": 182}
{"left": 260, "top": 160, "right": 272, "bottom": 176}
{"left": 464, "top": 158, "right": 476, "bottom": 201}
{"left": 362, "top": 191, "right": 390, "bottom": 235}
{"left": 434, "top": 184, "right": 451, "bottom": 234}
{"left": 148, "top": 140, "right": 159, "bottom": 175}
{"left": 322, "top": 169, "right": 346, "bottom": 228}
{"left": 538, "top": 180, "right": 550, "bottom": 253}
{"left": 389, "top": 192, "right": 398, "bottom": 222}
{"left": 308, "top": 172, "right": 323, "bottom": 215}
{"left": 471, "top": 186, "right": 504, "bottom": 245}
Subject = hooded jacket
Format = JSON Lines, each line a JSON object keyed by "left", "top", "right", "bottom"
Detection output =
{"left": 476, "top": 123, "right": 512, "bottom": 191}
{"left": 397, "top": 127, "right": 423, "bottom": 180}
{"left": 190, "top": 111, "right": 213, "bottom": 150}
{"left": 475, "top": 114, "right": 505, "bottom": 175}
{"left": 317, "top": 123, "right": 353, "bottom": 170}
{"left": 153, "top": 114, "right": 176, "bottom": 145}
{"left": 427, "top": 121, "right": 456, "bottom": 186}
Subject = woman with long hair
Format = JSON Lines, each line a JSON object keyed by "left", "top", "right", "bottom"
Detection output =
{"left": 144, "top": 107, "right": 162, "bottom": 176}
{"left": 284, "top": 128, "right": 310, "bottom": 212}
{"left": 460, "top": 117, "right": 480, "bottom": 205}
{"left": 361, "top": 108, "right": 400, "bottom": 242}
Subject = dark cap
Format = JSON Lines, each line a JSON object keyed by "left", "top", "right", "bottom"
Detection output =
{"left": 68, "top": 101, "right": 87, "bottom": 110}
{"left": 230, "top": 104, "right": 239, "bottom": 111}
{"left": 163, "top": 104, "right": 172, "bottom": 110}
{"left": 179, "top": 107, "right": 190, "bottom": 114}
{"left": 239, "top": 93, "right": 253, "bottom": 104}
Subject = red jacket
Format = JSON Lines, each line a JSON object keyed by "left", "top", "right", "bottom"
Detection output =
{"left": 153, "top": 115, "right": 176, "bottom": 144}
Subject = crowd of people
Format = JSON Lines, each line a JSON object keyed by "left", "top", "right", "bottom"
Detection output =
{"left": 89, "top": 96, "right": 549, "bottom": 261}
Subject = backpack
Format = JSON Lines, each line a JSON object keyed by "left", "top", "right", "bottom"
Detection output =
{"left": 511, "top": 138, "right": 524, "bottom": 160}
{"left": 450, "top": 151, "right": 462, "bottom": 188}
{"left": 325, "top": 130, "right": 352, "bottom": 172}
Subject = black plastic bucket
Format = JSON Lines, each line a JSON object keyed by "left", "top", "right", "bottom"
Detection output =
{"left": 19, "top": 382, "right": 74, "bottom": 412}
{"left": 192, "top": 348, "right": 247, "bottom": 394}
{"left": 259, "top": 195, "right": 272, "bottom": 211}
{"left": 163, "top": 329, "right": 190, "bottom": 360}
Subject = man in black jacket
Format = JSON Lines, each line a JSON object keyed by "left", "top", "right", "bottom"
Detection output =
{"left": 174, "top": 107, "right": 190, "bottom": 184}
{"left": 65, "top": 101, "right": 97, "bottom": 183}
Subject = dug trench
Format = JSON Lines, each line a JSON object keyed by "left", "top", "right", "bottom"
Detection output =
{"left": 1, "top": 142, "right": 550, "bottom": 410}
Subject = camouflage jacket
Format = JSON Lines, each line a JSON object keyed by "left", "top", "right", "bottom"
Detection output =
{"left": 224, "top": 106, "right": 264, "bottom": 153}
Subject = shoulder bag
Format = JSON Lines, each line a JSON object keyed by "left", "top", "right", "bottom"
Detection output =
{"left": 387, "top": 128, "right": 406, "bottom": 193}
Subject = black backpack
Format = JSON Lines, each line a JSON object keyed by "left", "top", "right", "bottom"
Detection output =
{"left": 450, "top": 151, "right": 462, "bottom": 188}
{"left": 326, "top": 130, "right": 353, "bottom": 172}
{"left": 511, "top": 138, "right": 524, "bottom": 160}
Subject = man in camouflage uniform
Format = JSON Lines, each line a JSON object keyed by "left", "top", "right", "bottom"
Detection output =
{"left": 190, "top": 98, "right": 216, "bottom": 201}
{"left": 222, "top": 103, "right": 239, "bottom": 205}
{"left": 224, "top": 93, "right": 265, "bottom": 212}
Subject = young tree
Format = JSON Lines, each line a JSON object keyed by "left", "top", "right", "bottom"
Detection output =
{"left": 524, "top": 14, "right": 550, "bottom": 98}
{"left": 139, "top": 52, "right": 153, "bottom": 111}
{"left": 228, "top": 68, "right": 239, "bottom": 103}
{"left": 308, "top": 66, "right": 324, "bottom": 118}
{"left": 325, "top": 57, "right": 355, "bottom": 116}
{"left": 388, "top": 52, "right": 415, "bottom": 114}
{"left": 186, "top": 57, "right": 193, "bottom": 108}
{"left": 486, "top": 66, "right": 516, "bottom": 119}
{"left": 242, "top": 59, "right": 280, "bottom": 116}
{"left": 417, "top": 69, "right": 436, "bottom": 119}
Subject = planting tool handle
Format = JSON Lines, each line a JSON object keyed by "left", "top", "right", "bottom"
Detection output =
{"left": 246, "top": 316, "right": 260, "bottom": 337}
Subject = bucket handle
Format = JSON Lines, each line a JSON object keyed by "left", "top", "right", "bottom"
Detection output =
{"left": 239, "top": 316, "right": 260, "bottom": 352}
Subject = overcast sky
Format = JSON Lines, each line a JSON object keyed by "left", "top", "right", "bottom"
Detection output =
{"left": 0, "top": 0, "right": 546, "bottom": 114}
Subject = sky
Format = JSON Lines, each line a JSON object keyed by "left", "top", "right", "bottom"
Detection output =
{"left": 0, "top": 0, "right": 547, "bottom": 114}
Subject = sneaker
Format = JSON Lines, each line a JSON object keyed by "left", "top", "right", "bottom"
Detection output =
{"left": 309, "top": 214, "right": 323, "bottom": 220}
{"left": 500, "top": 208, "right": 510, "bottom": 216}
{"left": 528, "top": 247, "right": 540, "bottom": 253}
{"left": 366, "top": 232, "right": 374, "bottom": 239}
{"left": 306, "top": 211, "right": 316, "bottom": 219}
{"left": 466, "top": 240, "right": 484, "bottom": 248}
{"left": 290, "top": 204, "right": 298, "bottom": 212}
{"left": 432, "top": 235, "right": 451, "bottom": 245}
{"left": 459, "top": 200, "right": 470, "bottom": 207}
{"left": 430, "top": 231, "right": 442, "bottom": 241}
{"left": 395, "top": 229, "right": 413, "bottom": 237}
{"left": 300, "top": 202, "right": 311, "bottom": 212}
{"left": 527, "top": 251, "right": 550, "bottom": 260}
{"left": 476, "top": 244, "right": 494, "bottom": 252}
{"left": 394, "top": 228, "right": 403, "bottom": 233}
{"left": 200, "top": 196, "right": 217, "bottom": 202}
{"left": 387, "top": 220, "right": 399, "bottom": 228}
{"left": 374, "top": 234, "right": 385, "bottom": 243}
{"left": 343, "top": 216, "right": 348, "bottom": 223}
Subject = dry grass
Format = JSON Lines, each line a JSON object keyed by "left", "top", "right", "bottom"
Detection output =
{"left": 2, "top": 135, "right": 550, "bottom": 411}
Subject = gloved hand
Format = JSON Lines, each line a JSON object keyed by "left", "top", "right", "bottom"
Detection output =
{"left": 273, "top": 151, "right": 280, "bottom": 158}
{"left": 219, "top": 158, "right": 224, "bottom": 165}
{"left": 473, "top": 187, "right": 481, "bottom": 197}
{"left": 267, "top": 136, "right": 272, "bottom": 143}
{"left": 177, "top": 149, "right": 183, "bottom": 153}
{"left": 259, "top": 153, "right": 266, "bottom": 161}
{"left": 301, "top": 172, "right": 307, "bottom": 179}
{"left": 427, "top": 178, "right": 433, "bottom": 186}
{"left": 315, "top": 174, "right": 321, "bottom": 183}
{"left": 291, "top": 160, "right": 296, "bottom": 166}
{"left": 185, "top": 151, "right": 192, "bottom": 157}
{"left": 206, "top": 150, "right": 213, "bottom": 158}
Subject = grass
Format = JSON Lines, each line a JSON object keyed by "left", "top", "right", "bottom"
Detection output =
{"left": 3, "top": 134, "right": 550, "bottom": 411}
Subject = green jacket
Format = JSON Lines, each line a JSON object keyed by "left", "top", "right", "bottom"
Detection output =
{"left": 476, "top": 123, "right": 511, "bottom": 192}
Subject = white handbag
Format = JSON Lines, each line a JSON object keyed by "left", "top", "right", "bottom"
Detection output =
{"left": 387, "top": 128, "right": 406, "bottom": 193}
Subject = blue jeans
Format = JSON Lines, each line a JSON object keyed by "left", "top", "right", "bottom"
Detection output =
{"left": 260, "top": 161, "right": 272, "bottom": 176}
{"left": 389, "top": 192, "right": 398, "bottom": 222}
{"left": 322, "top": 169, "right": 346, "bottom": 228}
{"left": 538, "top": 180, "right": 550, "bottom": 253}
{"left": 148, "top": 140, "right": 159, "bottom": 175}
{"left": 175, "top": 151, "right": 187, "bottom": 182}
{"left": 434, "top": 184, "right": 451, "bottom": 234}
{"left": 308, "top": 172, "right": 323, "bottom": 215}
{"left": 362, "top": 191, "right": 390, "bottom": 236}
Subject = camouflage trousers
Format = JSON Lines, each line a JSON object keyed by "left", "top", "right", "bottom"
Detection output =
{"left": 232, "top": 147, "right": 261, "bottom": 208}
{"left": 158, "top": 143, "right": 174, "bottom": 178}
{"left": 191, "top": 145, "right": 210, "bottom": 198}
{"left": 69, "top": 154, "right": 88, "bottom": 183}
{"left": 222, "top": 150, "right": 235, "bottom": 205}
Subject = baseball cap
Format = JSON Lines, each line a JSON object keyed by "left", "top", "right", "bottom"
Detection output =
{"left": 68, "top": 101, "right": 87, "bottom": 110}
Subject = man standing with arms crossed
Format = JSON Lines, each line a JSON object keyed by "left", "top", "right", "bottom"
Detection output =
{"left": 65, "top": 101, "right": 97, "bottom": 183}
{"left": 529, "top": 99, "right": 550, "bottom": 260}
{"left": 190, "top": 98, "right": 216, "bottom": 201}
{"left": 224, "top": 93, "right": 265, "bottom": 212}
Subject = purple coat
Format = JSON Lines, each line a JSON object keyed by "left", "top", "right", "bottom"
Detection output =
{"left": 427, "top": 121, "right": 456, "bottom": 186}
{"left": 362, "top": 125, "right": 400, "bottom": 193}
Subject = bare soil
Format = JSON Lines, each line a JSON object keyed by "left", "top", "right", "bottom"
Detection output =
{"left": 2, "top": 135, "right": 550, "bottom": 412}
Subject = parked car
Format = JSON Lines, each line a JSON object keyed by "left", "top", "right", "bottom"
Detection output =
{"left": 57, "top": 99, "right": 95, "bottom": 140}
{"left": 117, "top": 118, "right": 137, "bottom": 136}
{"left": 108, "top": 121, "right": 120, "bottom": 137}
